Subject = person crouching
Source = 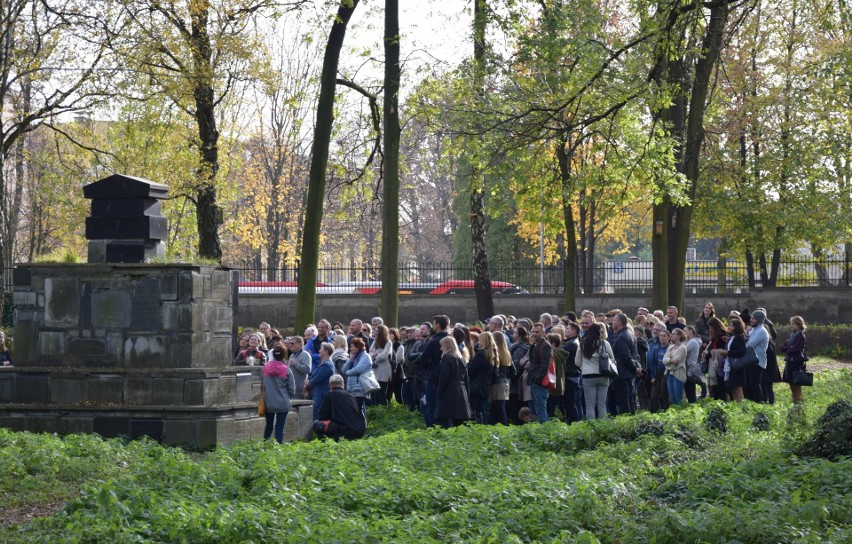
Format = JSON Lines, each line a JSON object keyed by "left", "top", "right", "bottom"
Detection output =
{"left": 312, "top": 374, "right": 367, "bottom": 441}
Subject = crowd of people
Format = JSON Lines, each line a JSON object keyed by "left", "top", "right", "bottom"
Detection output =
{"left": 236, "top": 303, "right": 810, "bottom": 439}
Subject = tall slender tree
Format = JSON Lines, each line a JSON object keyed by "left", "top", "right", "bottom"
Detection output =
{"left": 295, "top": 0, "right": 360, "bottom": 332}
{"left": 380, "top": 0, "right": 401, "bottom": 325}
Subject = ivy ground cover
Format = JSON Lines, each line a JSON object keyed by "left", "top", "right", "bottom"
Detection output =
{"left": 2, "top": 364, "right": 851, "bottom": 543}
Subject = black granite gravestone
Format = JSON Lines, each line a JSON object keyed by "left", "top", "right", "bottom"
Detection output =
{"left": 83, "top": 174, "right": 169, "bottom": 263}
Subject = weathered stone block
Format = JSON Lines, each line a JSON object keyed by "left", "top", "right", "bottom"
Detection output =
{"left": 12, "top": 321, "right": 38, "bottom": 365}
{"left": 12, "top": 267, "right": 31, "bottom": 287}
{"left": 13, "top": 291, "right": 36, "bottom": 307}
{"left": 0, "top": 417, "right": 26, "bottom": 432}
{"left": 197, "top": 419, "right": 218, "bottom": 450}
{"left": 61, "top": 417, "right": 94, "bottom": 435}
{"left": 207, "top": 304, "right": 232, "bottom": 334}
{"left": 68, "top": 338, "right": 106, "bottom": 357}
{"left": 125, "top": 376, "right": 152, "bottom": 404}
{"left": 124, "top": 335, "right": 168, "bottom": 368}
{"left": 160, "top": 272, "right": 178, "bottom": 301}
{"left": 0, "top": 375, "right": 14, "bottom": 402}
{"left": 40, "top": 332, "right": 66, "bottom": 356}
{"left": 88, "top": 375, "right": 123, "bottom": 402}
{"left": 105, "top": 332, "right": 124, "bottom": 363}
{"left": 178, "top": 271, "right": 204, "bottom": 301}
{"left": 15, "top": 374, "right": 49, "bottom": 403}
{"left": 213, "top": 335, "right": 233, "bottom": 367}
{"left": 28, "top": 416, "right": 60, "bottom": 434}
{"left": 45, "top": 277, "right": 80, "bottom": 327}
{"left": 169, "top": 342, "right": 193, "bottom": 369}
{"left": 92, "top": 290, "right": 132, "bottom": 328}
{"left": 211, "top": 270, "right": 231, "bottom": 303}
{"left": 218, "top": 375, "right": 236, "bottom": 404}
{"left": 51, "top": 377, "right": 88, "bottom": 404}
{"left": 79, "top": 282, "right": 93, "bottom": 328}
{"left": 151, "top": 377, "right": 185, "bottom": 405}
{"left": 13, "top": 308, "right": 35, "bottom": 323}
{"left": 93, "top": 417, "right": 130, "bottom": 438}
{"left": 235, "top": 372, "right": 253, "bottom": 403}
{"left": 130, "top": 418, "right": 164, "bottom": 442}
{"left": 283, "top": 411, "right": 300, "bottom": 443}
{"left": 163, "top": 419, "right": 198, "bottom": 447}
{"left": 131, "top": 277, "right": 162, "bottom": 330}
{"left": 184, "top": 378, "right": 218, "bottom": 406}
{"left": 161, "top": 302, "right": 201, "bottom": 332}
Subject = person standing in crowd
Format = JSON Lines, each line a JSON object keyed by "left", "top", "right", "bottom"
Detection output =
{"left": 721, "top": 317, "right": 748, "bottom": 401}
{"left": 313, "top": 374, "right": 367, "bottom": 441}
{"left": 546, "top": 333, "right": 570, "bottom": 420}
{"left": 348, "top": 319, "right": 370, "bottom": 347}
{"left": 342, "top": 337, "right": 373, "bottom": 419}
{"left": 508, "top": 326, "right": 530, "bottom": 423}
{"left": 261, "top": 346, "right": 296, "bottom": 444}
{"left": 331, "top": 334, "right": 349, "bottom": 375}
{"left": 306, "top": 319, "right": 334, "bottom": 367}
{"left": 633, "top": 325, "right": 649, "bottom": 410}
{"left": 490, "top": 330, "right": 516, "bottom": 425}
{"left": 434, "top": 336, "right": 472, "bottom": 428}
{"left": 526, "top": 323, "right": 553, "bottom": 423}
{"left": 389, "top": 328, "right": 407, "bottom": 405}
{"left": 468, "top": 331, "right": 496, "bottom": 424}
{"left": 744, "top": 310, "right": 770, "bottom": 403}
{"left": 405, "top": 324, "right": 429, "bottom": 412}
{"left": 421, "top": 315, "right": 450, "bottom": 427}
{"left": 306, "top": 343, "right": 336, "bottom": 420}
{"left": 649, "top": 327, "right": 671, "bottom": 411}
{"left": 694, "top": 303, "right": 715, "bottom": 344}
{"left": 369, "top": 324, "right": 394, "bottom": 405}
{"left": 610, "top": 313, "right": 640, "bottom": 416}
{"left": 703, "top": 317, "right": 728, "bottom": 400}
{"left": 561, "top": 322, "right": 583, "bottom": 422}
{"left": 780, "top": 315, "right": 808, "bottom": 404}
{"left": 756, "top": 308, "right": 782, "bottom": 404}
{"left": 0, "top": 331, "right": 12, "bottom": 367}
{"left": 683, "top": 326, "right": 704, "bottom": 402}
{"left": 575, "top": 323, "right": 613, "bottom": 420}
{"left": 663, "top": 328, "right": 688, "bottom": 406}
{"left": 453, "top": 326, "right": 471, "bottom": 363}
{"left": 234, "top": 333, "right": 268, "bottom": 366}
{"left": 287, "top": 336, "right": 312, "bottom": 400}
{"left": 665, "top": 306, "right": 686, "bottom": 333}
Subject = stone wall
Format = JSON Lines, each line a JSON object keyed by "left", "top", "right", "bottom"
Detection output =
{"left": 13, "top": 264, "right": 237, "bottom": 367}
{"left": 2, "top": 264, "right": 316, "bottom": 449}
{"left": 236, "top": 287, "right": 852, "bottom": 327}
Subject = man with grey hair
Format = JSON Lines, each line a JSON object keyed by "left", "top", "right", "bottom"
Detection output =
{"left": 488, "top": 315, "right": 510, "bottom": 344}
{"left": 287, "top": 336, "right": 312, "bottom": 400}
{"left": 539, "top": 313, "right": 553, "bottom": 332}
{"left": 371, "top": 317, "right": 384, "bottom": 328}
{"left": 313, "top": 374, "right": 366, "bottom": 441}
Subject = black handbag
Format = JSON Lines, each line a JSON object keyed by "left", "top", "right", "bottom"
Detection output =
{"left": 598, "top": 346, "right": 619, "bottom": 378}
{"left": 729, "top": 347, "right": 759, "bottom": 370}
{"left": 790, "top": 370, "right": 813, "bottom": 386}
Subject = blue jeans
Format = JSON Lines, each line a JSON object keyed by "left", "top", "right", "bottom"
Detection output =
{"left": 264, "top": 411, "right": 289, "bottom": 444}
{"left": 530, "top": 384, "right": 550, "bottom": 423}
{"left": 423, "top": 380, "right": 438, "bottom": 427}
{"left": 583, "top": 376, "right": 610, "bottom": 419}
{"left": 667, "top": 375, "right": 685, "bottom": 406}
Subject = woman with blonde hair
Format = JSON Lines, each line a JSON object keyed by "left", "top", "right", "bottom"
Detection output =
{"left": 490, "top": 332, "right": 515, "bottom": 425}
{"left": 434, "top": 336, "right": 472, "bottom": 428}
{"left": 369, "top": 324, "right": 393, "bottom": 405}
{"left": 468, "top": 331, "right": 497, "bottom": 423}
{"left": 780, "top": 315, "right": 808, "bottom": 404}
{"left": 663, "top": 328, "right": 688, "bottom": 405}
{"left": 331, "top": 334, "right": 349, "bottom": 375}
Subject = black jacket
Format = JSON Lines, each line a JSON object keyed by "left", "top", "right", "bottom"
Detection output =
{"left": 422, "top": 331, "right": 448, "bottom": 381}
{"left": 317, "top": 389, "right": 366, "bottom": 437}
{"left": 526, "top": 340, "right": 552, "bottom": 386}
{"left": 611, "top": 328, "right": 639, "bottom": 379}
{"left": 435, "top": 354, "right": 472, "bottom": 420}
{"left": 468, "top": 349, "right": 493, "bottom": 399}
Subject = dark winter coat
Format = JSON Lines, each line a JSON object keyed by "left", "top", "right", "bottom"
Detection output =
{"left": 435, "top": 354, "right": 472, "bottom": 421}
{"left": 467, "top": 349, "right": 493, "bottom": 399}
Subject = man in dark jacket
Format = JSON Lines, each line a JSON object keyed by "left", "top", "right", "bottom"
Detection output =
{"left": 421, "top": 315, "right": 450, "bottom": 427}
{"left": 560, "top": 322, "right": 583, "bottom": 423}
{"left": 526, "top": 323, "right": 553, "bottom": 423}
{"left": 610, "top": 313, "right": 640, "bottom": 416}
{"left": 313, "top": 375, "right": 367, "bottom": 441}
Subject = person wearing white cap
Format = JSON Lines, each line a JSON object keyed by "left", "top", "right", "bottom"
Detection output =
{"left": 313, "top": 374, "right": 366, "bottom": 441}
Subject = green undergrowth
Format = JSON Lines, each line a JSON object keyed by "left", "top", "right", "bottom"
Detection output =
{"left": 2, "top": 369, "right": 851, "bottom": 543}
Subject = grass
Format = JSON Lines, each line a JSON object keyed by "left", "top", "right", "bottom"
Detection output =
{"left": 0, "top": 365, "right": 849, "bottom": 543}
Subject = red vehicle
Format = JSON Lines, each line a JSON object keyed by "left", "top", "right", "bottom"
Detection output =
{"left": 429, "top": 280, "right": 528, "bottom": 295}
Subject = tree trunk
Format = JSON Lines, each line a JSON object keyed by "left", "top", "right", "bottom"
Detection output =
{"left": 380, "top": 0, "right": 400, "bottom": 326}
{"left": 653, "top": 0, "right": 730, "bottom": 312}
{"left": 295, "top": 0, "right": 359, "bottom": 333}
{"left": 746, "top": 250, "right": 756, "bottom": 288}
{"left": 470, "top": 0, "right": 493, "bottom": 320}
{"left": 556, "top": 140, "right": 576, "bottom": 311}
{"left": 190, "top": 2, "right": 223, "bottom": 261}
